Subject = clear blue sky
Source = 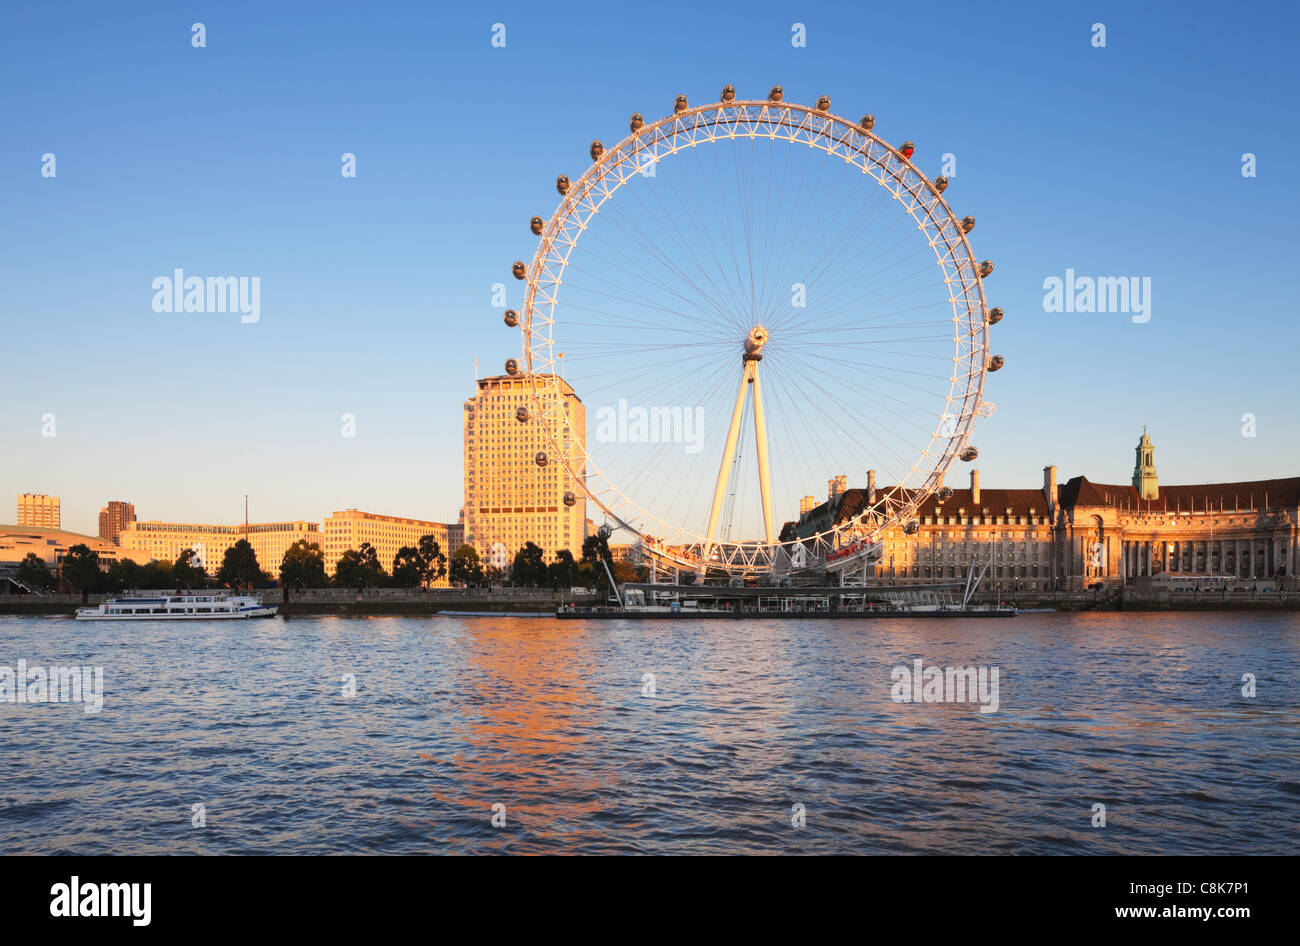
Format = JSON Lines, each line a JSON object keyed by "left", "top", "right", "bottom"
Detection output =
{"left": 2, "top": 0, "right": 1297, "bottom": 536}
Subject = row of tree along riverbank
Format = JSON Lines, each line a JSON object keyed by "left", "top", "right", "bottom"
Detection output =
{"left": 0, "top": 588, "right": 596, "bottom": 616}
{"left": 5, "top": 586, "right": 1300, "bottom": 616}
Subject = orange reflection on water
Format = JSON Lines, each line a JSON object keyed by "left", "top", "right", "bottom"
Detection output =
{"left": 426, "top": 618, "right": 606, "bottom": 846}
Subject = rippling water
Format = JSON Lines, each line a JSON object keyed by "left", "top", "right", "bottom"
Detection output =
{"left": 1, "top": 612, "right": 1296, "bottom": 854}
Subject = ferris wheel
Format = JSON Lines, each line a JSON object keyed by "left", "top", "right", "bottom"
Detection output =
{"left": 504, "top": 86, "right": 1005, "bottom": 577}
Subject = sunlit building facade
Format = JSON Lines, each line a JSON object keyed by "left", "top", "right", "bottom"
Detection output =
{"left": 463, "top": 374, "right": 586, "bottom": 562}
{"left": 119, "top": 520, "right": 323, "bottom": 576}
{"left": 16, "top": 493, "right": 60, "bottom": 530}
{"left": 0, "top": 526, "right": 145, "bottom": 577}
{"left": 322, "top": 509, "right": 460, "bottom": 585}
{"left": 788, "top": 431, "right": 1300, "bottom": 594}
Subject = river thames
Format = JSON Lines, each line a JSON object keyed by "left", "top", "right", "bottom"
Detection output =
{"left": 0, "top": 612, "right": 1296, "bottom": 854}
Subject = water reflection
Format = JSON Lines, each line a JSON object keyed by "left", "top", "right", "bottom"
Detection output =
{"left": 0, "top": 611, "right": 1295, "bottom": 854}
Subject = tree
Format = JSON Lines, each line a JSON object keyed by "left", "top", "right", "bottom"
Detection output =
{"left": 171, "top": 548, "right": 208, "bottom": 590}
{"left": 16, "top": 552, "right": 54, "bottom": 593}
{"left": 512, "top": 542, "right": 547, "bottom": 587}
{"left": 581, "top": 532, "right": 619, "bottom": 597}
{"left": 217, "top": 539, "right": 262, "bottom": 589}
{"left": 61, "top": 544, "right": 101, "bottom": 603}
{"left": 546, "top": 549, "right": 578, "bottom": 590}
{"left": 449, "top": 544, "right": 484, "bottom": 588}
{"left": 140, "top": 559, "right": 174, "bottom": 589}
{"left": 334, "top": 542, "right": 385, "bottom": 591}
{"left": 104, "top": 558, "right": 143, "bottom": 592}
{"left": 391, "top": 546, "right": 424, "bottom": 589}
{"left": 417, "top": 535, "right": 447, "bottom": 587}
{"left": 280, "top": 540, "right": 328, "bottom": 591}
{"left": 581, "top": 533, "right": 613, "bottom": 569}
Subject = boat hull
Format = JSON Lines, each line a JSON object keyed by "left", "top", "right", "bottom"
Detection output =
{"left": 74, "top": 608, "right": 278, "bottom": 621}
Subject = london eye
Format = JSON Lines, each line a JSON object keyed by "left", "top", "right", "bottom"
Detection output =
{"left": 506, "top": 86, "right": 1004, "bottom": 577}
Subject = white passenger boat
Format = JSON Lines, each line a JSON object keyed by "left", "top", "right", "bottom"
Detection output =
{"left": 75, "top": 592, "right": 277, "bottom": 620}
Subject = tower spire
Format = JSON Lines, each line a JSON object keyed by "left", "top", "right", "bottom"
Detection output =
{"left": 1132, "top": 427, "right": 1158, "bottom": 500}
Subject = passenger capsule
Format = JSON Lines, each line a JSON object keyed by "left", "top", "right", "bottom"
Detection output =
{"left": 529, "top": 215, "right": 544, "bottom": 235}
{"left": 512, "top": 261, "right": 526, "bottom": 280}
{"left": 629, "top": 112, "right": 644, "bottom": 133}
{"left": 978, "top": 260, "right": 994, "bottom": 278}
{"left": 555, "top": 174, "right": 570, "bottom": 196}
{"left": 534, "top": 451, "right": 548, "bottom": 467}
{"left": 960, "top": 447, "right": 979, "bottom": 462}
{"left": 860, "top": 114, "right": 875, "bottom": 131}
{"left": 988, "top": 355, "right": 1005, "bottom": 372}
{"left": 900, "top": 140, "right": 915, "bottom": 159}
{"left": 515, "top": 406, "right": 529, "bottom": 423}
{"left": 904, "top": 520, "right": 920, "bottom": 535}
{"left": 505, "top": 358, "right": 519, "bottom": 376}
{"left": 589, "top": 140, "right": 604, "bottom": 161}
{"left": 768, "top": 85, "right": 784, "bottom": 102}
{"left": 674, "top": 94, "right": 688, "bottom": 114}
{"left": 937, "top": 486, "right": 954, "bottom": 500}
{"left": 816, "top": 95, "right": 831, "bottom": 112}
{"left": 961, "top": 215, "right": 975, "bottom": 233}
{"left": 720, "top": 84, "right": 736, "bottom": 103}
{"left": 563, "top": 490, "right": 577, "bottom": 507}
{"left": 934, "top": 175, "right": 949, "bottom": 194}
{"left": 987, "top": 307, "right": 1003, "bottom": 325}
{"left": 503, "top": 309, "right": 519, "bottom": 327}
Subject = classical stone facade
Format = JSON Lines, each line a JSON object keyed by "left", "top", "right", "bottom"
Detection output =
{"left": 800, "top": 431, "right": 1299, "bottom": 593}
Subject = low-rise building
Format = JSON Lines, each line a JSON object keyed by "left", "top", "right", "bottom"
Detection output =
{"left": 0, "top": 525, "right": 146, "bottom": 579}
{"left": 119, "top": 520, "right": 323, "bottom": 576}
{"left": 322, "top": 509, "right": 460, "bottom": 584}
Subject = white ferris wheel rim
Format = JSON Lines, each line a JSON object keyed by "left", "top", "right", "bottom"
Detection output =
{"left": 518, "top": 98, "right": 992, "bottom": 571}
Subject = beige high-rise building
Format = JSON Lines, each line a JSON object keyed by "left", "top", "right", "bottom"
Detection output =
{"left": 17, "top": 493, "right": 60, "bottom": 529}
{"left": 463, "top": 374, "right": 586, "bottom": 563}
{"left": 98, "top": 500, "right": 136, "bottom": 545}
{"left": 119, "top": 520, "right": 323, "bottom": 576}
{"left": 322, "top": 509, "right": 460, "bottom": 585}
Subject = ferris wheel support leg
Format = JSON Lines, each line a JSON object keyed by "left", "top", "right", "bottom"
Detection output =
{"left": 702, "top": 364, "right": 753, "bottom": 567}
{"left": 751, "top": 363, "right": 776, "bottom": 546}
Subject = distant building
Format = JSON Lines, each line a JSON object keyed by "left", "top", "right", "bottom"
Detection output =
{"left": 16, "top": 493, "right": 60, "bottom": 530}
{"left": 118, "top": 520, "right": 323, "bottom": 577}
{"left": 322, "top": 509, "right": 460, "bottom": 585}
{"left": 463, "top": 374, "right": 587, "bottom": 562}
{"left": 98, "top": 500, "right": 136, "bottom": 545}
{"left": 784, "top": 430, "right": 1300, "bottom": 593}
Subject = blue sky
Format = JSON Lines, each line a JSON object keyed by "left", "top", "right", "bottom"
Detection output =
{"left": 2, "top": 0, "right": 1297, "bottom": 536}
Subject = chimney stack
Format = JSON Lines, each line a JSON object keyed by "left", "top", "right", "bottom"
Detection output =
{"left": 970, "top": 469, "right": 980, "bottom": 504}
{"left": 828, "top": 474, "right": 847, "bottom": 501}
{"left": 1043, "top": 465, "right": 1058, "bottom": 515}
{"left": 867, "top": 469, "right": 876, "bottom": 504}
{"left": 799, "top": 495, "right": 817, "bottom": 514}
